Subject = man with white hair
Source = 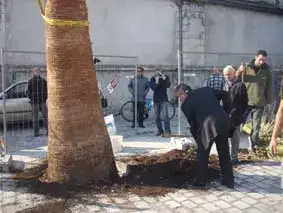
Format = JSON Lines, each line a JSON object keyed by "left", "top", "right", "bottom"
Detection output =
{"left": 223, "top": 65, "right": 248, "bottom": 165}
{"left": 207, "top": 66, "right": 229, "bottom": 112}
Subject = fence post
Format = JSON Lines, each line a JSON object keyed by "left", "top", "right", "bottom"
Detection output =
{"left": 1, "top": 48, "right": 7, "bottom": 156}
{"left": 177, "top": 49, "right": 181, "bottom": 135}
{"left": 135, "top": 65, "right": 138, "bottom": 132}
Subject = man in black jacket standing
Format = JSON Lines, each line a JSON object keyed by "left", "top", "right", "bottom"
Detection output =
{"left": 150, "top": 70, "right": 171, "bottom": 137}
{"left": 175, "top": 84, "right": 234, "bottom": 188}
{"left": 223, "top": 65, "right": 248, "bottom": 165}
{"left": 27, "top": 68, "right": 48, "bottom": 137}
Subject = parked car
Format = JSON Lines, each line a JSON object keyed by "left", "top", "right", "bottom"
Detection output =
{"left": 0, "top": 81, "right": 108, "bottom": 124}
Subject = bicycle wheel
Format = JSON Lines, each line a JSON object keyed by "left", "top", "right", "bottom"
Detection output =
{"left": 120, "top": 101, "right": 134, "bottom": 122}
{"left": 166, "top": 101, "right": 176, "bottom": 121}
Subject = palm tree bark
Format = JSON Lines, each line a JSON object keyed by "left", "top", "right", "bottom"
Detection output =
{"left": 45, "top": 0, "right": 117, "bottom": 184}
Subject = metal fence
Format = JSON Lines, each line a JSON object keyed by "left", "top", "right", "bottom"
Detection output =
{"left": 175, "top": 51, "right": 283, "bottom": 134}
{"left": 0, "top": 50, "right": 47, "bottom": 156}
{"left": 0, "top": 49, "right": 140, "bottom": 156}
{"left": 94, "top": 55, "right": 138, "bottom": 115}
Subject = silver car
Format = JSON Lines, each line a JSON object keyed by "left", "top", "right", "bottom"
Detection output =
{"left": 0, "top": 81, "right": 107, "bottom": 124}
{"left": 0, "top": 81, "right": 32, "bottom": 124}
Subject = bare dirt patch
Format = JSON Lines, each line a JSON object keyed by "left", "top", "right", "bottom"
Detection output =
{"left": 16, "top": 201, "right": 70, "bottom": 213}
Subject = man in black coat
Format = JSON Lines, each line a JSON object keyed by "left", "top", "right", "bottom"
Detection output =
{"left": 175, "top": 84, "right": 234, "bottom": 188}
{"left": 27, "top": 68, "right": 48, "bottom": 137}
{"left": 223, "top": 65, "right": 248, "bottom": 165}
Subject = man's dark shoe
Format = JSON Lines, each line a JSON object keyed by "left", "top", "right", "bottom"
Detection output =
{"left": 131, "top": 125, "right": 135, "bottom": 128}
{"left": 156, "top": 132, "right": 163, "bottom": 137}
{"left": 252, "top": 145, "right": 259, "bottom": 151}
{"left": 138, "top": 125, "right": 145, "bottom": 128}
{"left": 163, "top": 133, "right": 172, "bottom": 138}
{"left": 231, "top": 159, "right": 239, "bottom": 166}
{"left": 191, "top": 181, "right": 206, "bottom": 190}
{"left": 222, "top": 180, "right": 234, "bottom": 189}
{"left": 34, "top": 133, "right": 40, "bottom": 137}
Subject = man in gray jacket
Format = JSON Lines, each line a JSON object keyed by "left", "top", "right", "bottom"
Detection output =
{"left": 128, "top": 67, "right": 150, "bottom": 128}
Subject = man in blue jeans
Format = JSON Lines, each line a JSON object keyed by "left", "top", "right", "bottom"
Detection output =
{"left": 150, "top": 70, "right": 171, "bottom": 137}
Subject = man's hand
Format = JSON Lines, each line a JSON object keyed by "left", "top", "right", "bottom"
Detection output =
{"left": 237, "top": 63, "right": 246, "bottom": 74}
{"left": 155, "top": 75, "right": 159, "bottom": 84}
{"left": 269, "top": 137, "right": 278, "bottom": 154}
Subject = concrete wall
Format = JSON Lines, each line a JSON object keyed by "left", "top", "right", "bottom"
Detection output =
{"left": 3, "top": 0, "right": 178, "bottom": 65}
{"left": 2, "top": 0, "right": 283, "bottom": 67}
{"left": 182, "top": 3, "right": 283, "bottom": 67}
{"left": 1, "top": 0, "right": 283, "bottom": 102}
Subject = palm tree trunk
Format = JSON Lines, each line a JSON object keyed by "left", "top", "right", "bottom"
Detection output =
{"left": 45, "top": 0, "right": 117, "bottom": 184}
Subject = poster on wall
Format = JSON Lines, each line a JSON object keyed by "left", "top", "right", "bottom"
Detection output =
{"left": 107, "top": 79, "right": 118, "bottom": 94}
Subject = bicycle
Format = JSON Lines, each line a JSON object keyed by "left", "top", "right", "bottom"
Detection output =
{"left": 120, "top": 98, "right": 176, "bottom": 122}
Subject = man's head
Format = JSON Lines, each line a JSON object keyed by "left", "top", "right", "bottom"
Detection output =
{"left": 254, "top": 50, "right": 267, "bottom": 67}
{"left": 32, "top": 68, "right": 40, "bottom": 77}
{"left": 212, "top": 66, "right": 220, "bottom": 73}
{"left": 223, "top": 65, "right": 236, "bottom": 82}
{"left": 137, "top": 66, "right": 145, "bottom": 76}
{"left": 175, "top": 84, "right": 192, "bottom": 103}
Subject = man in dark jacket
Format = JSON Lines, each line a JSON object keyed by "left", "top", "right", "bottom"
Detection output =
{"left": 223, "top": 65, "right": 248, "bottom": 165}
{"left": 128, "top": 67, "right": 150, "bottom": 128}
{"left": 236, "top": 50, "right": 273, "bottom": 150}
{"left": 175, "top": 84, "right": 234, "bottom": 188}
{"left": 150, "top": 70, "right": 171, "bottom": 137}
{"left": 27, "top": 68, "right": 48, "bottom": 137}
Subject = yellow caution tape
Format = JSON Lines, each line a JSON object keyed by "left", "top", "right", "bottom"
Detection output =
{"left": 36, "top": 0, "right": 89, "bottom": 27}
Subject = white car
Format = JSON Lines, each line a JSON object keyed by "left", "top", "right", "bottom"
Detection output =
{"left": 0, "top": 81, "right": 107, "bottom": 125}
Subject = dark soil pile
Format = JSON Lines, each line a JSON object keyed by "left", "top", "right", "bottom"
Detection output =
{"left": 16, "top": 201, "right": 70, "bottom": 213}
{"left": 12, "top": 148, "right": 279, "bottom": 213}
{"left": 12, "top": 149, "right": 221, "bottom": 199}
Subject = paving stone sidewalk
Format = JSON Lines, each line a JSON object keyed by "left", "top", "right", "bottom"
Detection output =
{"left": 1, "top": 117, "right": 283, "bottom": 212}
{"left": 1, "top": 160, "right": 282, "bottom": 213}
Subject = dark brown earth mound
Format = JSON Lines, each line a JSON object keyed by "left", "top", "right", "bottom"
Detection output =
{"left": 16, "top": 201, "right": 70, "bottom": 213}
{"left": 12, "top": 149, "right": 221, "bottom": 198}
{"left": 12, "top": 148, "right": 272, "bottom": 213}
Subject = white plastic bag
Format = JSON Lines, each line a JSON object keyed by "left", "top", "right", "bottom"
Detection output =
{"left": 104, "top": 114, "right": 117, "bottom": 135}
{"left": 170, "top": 137, "right": 197, "bottom": 150}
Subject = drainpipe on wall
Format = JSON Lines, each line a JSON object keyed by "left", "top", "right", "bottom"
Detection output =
{"left": 2, "top": 0, "right": 7, "bottom": 50}
{"left": 1, "top": 0, "right": 8, "bottom": 155}
{"left": 178, "top": 0, "right": 183, "bottom": 70}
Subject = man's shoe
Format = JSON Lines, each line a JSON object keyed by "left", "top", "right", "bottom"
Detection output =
{"left": 156, "top": 132, "right": 163, "bottom": 137}
{"left": 34, "top": 133, "right": 40, "bottom": 137}
{"left": 222, "top": 180, "right": 234, "bottom": 189}
{"left": 163, "top": 133, "right": 172, "bottom": 138}
{"left": 191, "top": 181, "right": 206, "bottom": 190}
{"left": 231, "top": 159, "right": 239, "bottom": 166}
{"left": 131, "top": 125, "right": 135, "bottom": 128}
{"left": 138, "top": 125, "right": 145, "bottom": 128}
{"left": 252, "top": 145, "right": 259, "bottom": 151}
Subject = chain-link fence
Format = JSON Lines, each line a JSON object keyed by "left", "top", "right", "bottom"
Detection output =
{"left": 0, "top": 50, "right": 141, "bottom": 156}
{"left": 94, "top": 55, "right": 138, "bottom": 116}
{"left": 0, "top": 50, "right": 47, "bottom": 156}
